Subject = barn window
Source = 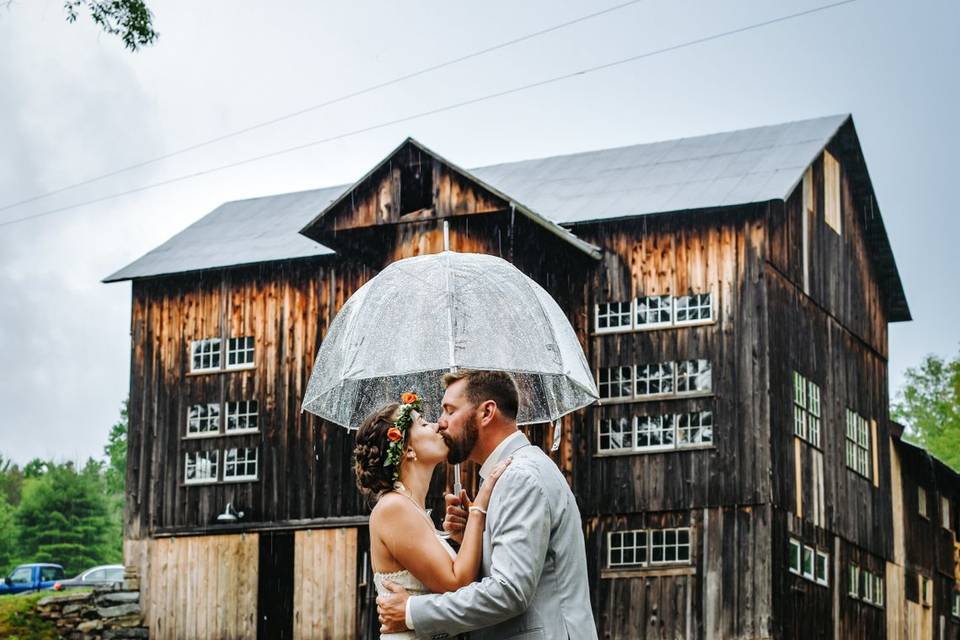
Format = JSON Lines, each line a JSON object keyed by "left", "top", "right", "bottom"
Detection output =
{"left": 598, "top": 417, "right": 633, "bottom": 452}
{"left": 952, "top": 591, "right": 960, "bottom": 618}
{"left": 848, "top": 564, "right": 860, "bottom": 598}
{"left": 226, "top": 400, "right": 259, "bottom": 434}
{"left": 845, "top": 410, "right": 871, "bottom": 478}
{"left": 793, "top": 372, "right": 821, "bottom": 447}
{"left": 636, "top": 295, "right": 673, "bottom": 328}
{"left": 675, "top": 293, "right": 712, "bottom": 324}
{"left": 186, "top": 403, "right": 220, "bottom": 437}
{"left": 677, "top": 411, "right": 713, "bottom": 446}
{"left": 227, "top": 336, "right": 255, "bottom": 368}
{"left": 224, "top": 447, "right": 259, "bottom": 481}
{"left": 788, "top": 539, "right": 802, "bottom": 574}
{"left": 636, "top": 415, "right": 674, "bottom": 450}
{"left": 676, "top": 359, "right": 712, "bottom": 394}
{"left": 595, "top": 301, "right": 633, "bottom": 333}
{"left": 184, "top": 450, "right": 219, "bottom": 484}
{"left": 607, "top": 528, "right": 690, "bottom": 569}
{"left": 824, "top": 150, "right": 842, "bottom": 235}
{"left": 607, "top": 529, "right": 647, "bottom": 567}
{"left": 802, "top": 546, "right": 815, "bottom": 580}
{"left": 815, "top": 550, "right": 830, "bottom": 586}
{"left": 873, "top": 574, "right": 884, "bottom": 607}
{"left": 636, "top": 363, "right": 674, "bottom": 397}
{"left": 942, "top": 496, "right": 951, "bottom": 530}
{"left": 650, "top": 528, "right": 691, "bottom": 564}
{"left": 920, "top": 575, "right": 932, "bottom": 607}
{"left": 191, "top": 338, "right": 222, "bottom": 372}
{"left": 598, "top": 367, "right": 633, "bottom": 400}
{"left": 918, "top": 486, "right": 929, "bottom": 519}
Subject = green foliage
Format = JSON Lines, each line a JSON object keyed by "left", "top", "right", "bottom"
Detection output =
{"left": 63, "top": 0, "right": 158, "bottom": 51}
{"left": 0, "top": 498, "right": 17, "bottom": 574}
{"left": 0, "top": 591, "right": 60, "bottom": 640}
{"left": 104, "top": 401, "right": 128, "bottom": 497}
{"left": 14, "top": 463, "right": 111, "bottom": 577}
{"left": 893, "top": 348, "right": 960, "bottom": 471}
{"left": 0, "top": 454, "right": 23, "bottom": 506}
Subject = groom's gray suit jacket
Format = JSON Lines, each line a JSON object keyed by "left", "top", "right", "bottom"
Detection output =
{"left": 408, "top": 433, "right": 598, "bottom": 640}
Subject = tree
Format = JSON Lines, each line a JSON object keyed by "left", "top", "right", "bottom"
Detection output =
{"left": 104, "top": 400, "right": 128, "bottom": 497}
{"left": 892, "top": 348, "right": 960, "bottom": 471}
{"left": 63, "top": 0, "right": 158, "bottom": 51}
{"left": 0, "top": 454, "right": 23, "bottom": 507}
{"left": 14, "top": 462, "right": 111, "bottom": 576}
{"left": 0, "top": 497, "right": 16, "bottom": 574}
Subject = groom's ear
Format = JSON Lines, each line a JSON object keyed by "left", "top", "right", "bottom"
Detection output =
{"left": 478, "top": 399, "right": 497, "bottom": 426}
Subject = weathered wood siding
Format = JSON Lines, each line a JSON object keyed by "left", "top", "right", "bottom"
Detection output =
{"left": 144, "top": 534, "right": 259, "bottom": 640}
{"left": 293, "top": 528, "right": 358, "bottom": 640}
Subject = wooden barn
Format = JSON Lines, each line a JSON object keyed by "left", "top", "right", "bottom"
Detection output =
{"left": 105, "top": 113, "right": 959, "bottom": 639}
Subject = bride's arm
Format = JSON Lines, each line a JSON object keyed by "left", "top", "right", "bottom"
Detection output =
{"left": 378, "top": 459, "right": 511, "bottom": 593}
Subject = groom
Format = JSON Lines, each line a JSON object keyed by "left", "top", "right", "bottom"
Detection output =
{"left": 377, "top": 369, "right": 598, "bottom": 639}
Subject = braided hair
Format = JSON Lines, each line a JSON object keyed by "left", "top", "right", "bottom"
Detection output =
{"left": 353, "top": 402, "right": 402, "bottom": 503}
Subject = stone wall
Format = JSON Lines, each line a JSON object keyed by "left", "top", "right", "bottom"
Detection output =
{"left": 36, "top": 568, "right": 148, "bottom": 639}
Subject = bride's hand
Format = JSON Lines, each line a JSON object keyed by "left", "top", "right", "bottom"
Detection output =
{"left": 473, "top": 457, "right": 512, "bottom": 509}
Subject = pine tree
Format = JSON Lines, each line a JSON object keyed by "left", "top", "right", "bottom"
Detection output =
{"left": 14, "top": 462, "right": 111, "bottom": 577}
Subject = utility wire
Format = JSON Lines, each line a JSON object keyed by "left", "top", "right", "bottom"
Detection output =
{"left": 0, "top": 0, "right": 857, "bottom": 229}
{"left": 0, "top": 0, "right": 649, "bottom": 215}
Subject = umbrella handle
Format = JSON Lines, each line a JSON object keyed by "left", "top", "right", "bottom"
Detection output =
{"left": 453, "top": 463, "right": 462, "bottom": 497}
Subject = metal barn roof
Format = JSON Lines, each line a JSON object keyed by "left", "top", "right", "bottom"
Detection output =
{"left": 106, "top": 114, "right": 860, "bottom": 283}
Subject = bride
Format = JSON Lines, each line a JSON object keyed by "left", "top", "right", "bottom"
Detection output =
{"left": 353, "top": 394, "right": 510, "bottom": 640}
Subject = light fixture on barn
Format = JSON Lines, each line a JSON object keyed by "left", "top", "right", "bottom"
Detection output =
{"left": 216, "top": 502, "right": 244, "bottom": 523}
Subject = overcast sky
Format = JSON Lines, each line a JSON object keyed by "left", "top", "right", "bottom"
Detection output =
{"left": 1, "top": 0, "right": 957, "bottom": 465}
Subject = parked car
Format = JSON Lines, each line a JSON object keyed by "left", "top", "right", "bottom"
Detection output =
{"left": 0, "top": 563, "right": 65, "bottom": 595}
{"left": 50, "top": 564, "right": 125, "bottom": 591}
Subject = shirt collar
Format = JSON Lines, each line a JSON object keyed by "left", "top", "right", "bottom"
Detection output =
{"left": 479, "top": 431, "right": 527, "bottom": 480}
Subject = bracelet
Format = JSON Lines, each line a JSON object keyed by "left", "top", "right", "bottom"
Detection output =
{"left": 468, "top": 506, "right": 487, "bottom": 516}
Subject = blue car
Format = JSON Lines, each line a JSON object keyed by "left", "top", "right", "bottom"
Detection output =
{"left": 0, "top": 563, "right": 65, "bottom": 595}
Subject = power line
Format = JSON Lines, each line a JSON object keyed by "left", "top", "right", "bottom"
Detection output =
{"left": 0, "top": 0, "right": 649, "bottom": 215}
{"left": 0, "top": 0, "right": 857, "bottom": 229}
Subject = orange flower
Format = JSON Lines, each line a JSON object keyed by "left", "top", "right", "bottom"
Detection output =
{"left": 387, "top": 427, "right": 403, "bottom": 442}
{"left": 401, "top": 392, "right": 418, "bottom": 405}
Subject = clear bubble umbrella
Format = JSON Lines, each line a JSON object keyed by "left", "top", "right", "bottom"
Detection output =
{"left": 301, "top": 250, "right": 599, "bottom": 491}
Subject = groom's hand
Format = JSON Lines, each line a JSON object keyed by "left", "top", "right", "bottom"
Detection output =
{"left": 377, "top": 579, "right": 411, "bottom": 634}
{"left": 442, "top": 490, "right": 470, "bottom": 544}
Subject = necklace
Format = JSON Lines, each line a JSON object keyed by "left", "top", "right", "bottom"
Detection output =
{"left": 392, "top": 481, "right": 451, "bottom": 540}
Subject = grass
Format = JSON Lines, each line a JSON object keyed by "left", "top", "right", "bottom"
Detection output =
{"left": 0, "top": 591, "right": 61, "bottom": 640}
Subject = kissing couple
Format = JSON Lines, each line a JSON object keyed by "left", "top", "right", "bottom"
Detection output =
{"left": 354, "top": 369, "right": 598, "bottom": 639}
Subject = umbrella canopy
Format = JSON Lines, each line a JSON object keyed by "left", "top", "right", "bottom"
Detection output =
{"left": 301, "top": 251, "right": 598, "bottom": 429}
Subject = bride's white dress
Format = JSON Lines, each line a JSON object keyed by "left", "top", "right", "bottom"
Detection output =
{"left": 373, "top": 506, "right": 458, "bottom": 640}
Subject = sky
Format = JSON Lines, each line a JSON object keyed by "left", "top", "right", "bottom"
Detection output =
{"left": 0, "top": 0, "right": 957, "bottom": 465}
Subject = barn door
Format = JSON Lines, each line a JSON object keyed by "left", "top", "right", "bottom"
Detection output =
{"left": 292, "top": 528, "right": 358, "bottom": 640}
{"left": 258, "top": 531, "right": 295, "bottom": 639}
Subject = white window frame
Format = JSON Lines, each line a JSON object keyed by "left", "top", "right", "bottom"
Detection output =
{"left": 635, "top": 362, "right": 675, "bottom": 398}
{"left": 942, "top": 496, "right": 951, "bottom": 530}
{"left": 845, "top": 409, "right": 871, "bottom": 479}
{"left": 598, "top": 417, "right": 633, "bottom": 453}
{"left": 607, "top": 529, "right": 647, "bottom": 568}
{"left": 186, "top": 403, "right": 221, "bottom": 438}
{"left": 225, "top": 400, "right": 259, "bottom": 434}
{"left": 848, "top": 564, "right": 860, "bottom": 599}
{"left": 607, "top": 527, "right": 691, "bottom": 569}
{"left": 190, "top": 338, "right": 222, "bottom": 373}
{"left": 952, "top": 591, "right": 960, "bottom": 618}
{"left": 598, "top": 366, "right": 634, "bottom": 402}
{"left": 184, "top": 450, "right": 219, "bottom": 485}
{"left": 802, "top": 545, "right": 815, "bottom": 580}
{"left": 788, "top": 539, "right": 802, "bottom": 575}
{"left": 676, "top": 359, "right": 712, "bottom": 396}
{"left": 918, "top": 486, "right": 929, "bottom": 519}
{"left": 674, "top": 293, "right": 713, "bottom": 325}
{"left": 873, "top": 573, "right": 884, "bottom": 607}
{"left": 595, "top": 301, "right": 634, "bottom": 334}
{"left": 793, "top": 372, "right": 821, "bottom": 447}
{"left": 920, "top": 575, "right": 932, "bottom": 607}
{"left": 677, "top": 411, "right": 713, "bottom": 447}
{"left": 815, "top": 550, "right": 830, "bottom": 586}
{"left": 636, "top": 295, "right": 674, "bottom": 329}
{"left": 226, "top": 336, "right": 255, "bottom": 369}
{"left": 223, "top": 447, "right": 259, "bottom": 482}
{"left": 636, "top": 415, "right": 675, "bottom": 451}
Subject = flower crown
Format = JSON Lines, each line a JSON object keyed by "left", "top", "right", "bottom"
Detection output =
{"left": 383, "top": 392, "right": 421, "bottom": 481}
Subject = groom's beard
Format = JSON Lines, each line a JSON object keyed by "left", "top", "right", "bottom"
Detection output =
{"left": 444, "top": 413, "right": 479, "bottom": 464}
